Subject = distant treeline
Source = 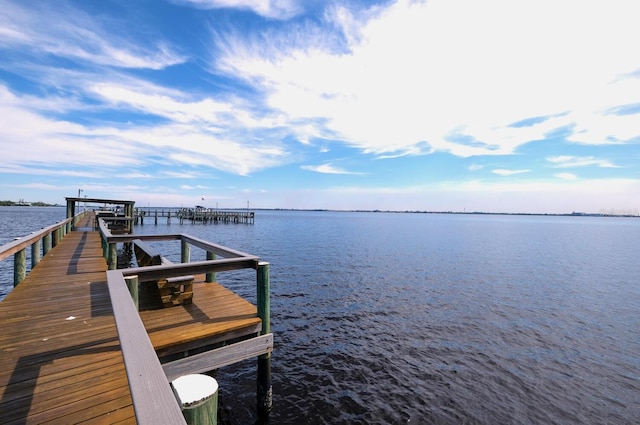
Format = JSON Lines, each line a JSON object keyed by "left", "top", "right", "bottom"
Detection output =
{"left": 0, "top": 200, "right": 58, "bottom": 206}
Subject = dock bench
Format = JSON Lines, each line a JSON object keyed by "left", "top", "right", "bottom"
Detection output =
{"left": 133, "top": 239, "right": 194, "bottom": 308}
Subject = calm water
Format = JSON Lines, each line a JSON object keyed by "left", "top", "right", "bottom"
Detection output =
{"left": 1, "top": 208, "right": 639, "bottom": 424}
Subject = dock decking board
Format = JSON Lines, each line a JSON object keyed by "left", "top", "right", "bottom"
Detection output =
{"left": 1, "top": 213, "right": 263, "bottom": 424}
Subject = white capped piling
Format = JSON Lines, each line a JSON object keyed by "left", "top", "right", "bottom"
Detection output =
{"left": 172, "top": 374, "right": 219, "bottom": 425}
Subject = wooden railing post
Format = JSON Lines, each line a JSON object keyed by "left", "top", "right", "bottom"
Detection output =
{"left": 125, "top": 275, "right": 139, "bottom": 310}
{"left": 43, "top": 232, "right": 51, "bottom": 256}
{"left": 13, "top": 249, "right": 26, "bottom": 287}
{"left": 256, "top": 262, "right": 272, "bottom": 417}
{"left": 52, "top": 228, "right": 58, "bottom": 248}
{"left": 101, "top": 234, "right": 108, "bottom": 260}
{"left": 181, "top": 240, "right": 190, "bottom": 263}
{"left": 109, "top": 242, "right": 117, "bottom": 270}
{"left": 205, "top": 251, "right": 216, "bottom": 283}
{"left": 31, "top": 240, "right": 41, "bottom": 268}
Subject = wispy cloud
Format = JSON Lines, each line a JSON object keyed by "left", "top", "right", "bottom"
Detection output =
{"left": 492, "top": 169, "right": 531, "bottom": 176}
{"left": 605, "top": 102, "right": 640, "bottom": 116}
{"left": 546, "top": 156, "right": 619, "bottom": 168}
{"left": 301, "top": 163, "right": 363, "bottom": 175}
{"left": 0, "top": 69, "right": 291, "bottom": 176}
{"left": 0, "top": 2, "right": 186, "bottom": 70}
{"left": 555, "top": 173, "right": 578, "bottom": 180}
{"left": 175, "top": 0, "right": 303, "bottom": 19}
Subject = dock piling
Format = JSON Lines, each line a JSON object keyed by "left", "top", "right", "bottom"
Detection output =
{"left": 172, "top": 374, "right": 219, "bottom": 425}
{"left": 205, "top": 251, "right": 216, "bottom": 283}
{"left": 181, "top": 240, "right": 190, "bottom": 263}
{"left": 256, "top": 262, "right": 272, "bottom": 417}
{"left": 108, "top": 242, "right": 117, "bottom": 270}
{"left": 43, "top": 232, "right": 51, "bottom": 255}
{"left": 31, "top": 239, "right": 41, "bottom": 268}
{"left": 13, "top": 248, "right": 26, "bottom": 287}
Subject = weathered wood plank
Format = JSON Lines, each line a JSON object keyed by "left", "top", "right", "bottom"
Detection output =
{"left": 163, "top": 333, "right": 274, "bottom": 381}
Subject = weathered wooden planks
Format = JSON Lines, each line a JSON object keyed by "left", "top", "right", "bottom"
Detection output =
{"left": 0, "top": 230, "right": 136, "bottom": 424}
{"left": 142, "top": 280, "right": 262, "bottom": 358}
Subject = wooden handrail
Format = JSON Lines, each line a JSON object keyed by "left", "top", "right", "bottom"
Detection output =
{"left": 0, "top": 211, "right": 88, "bottom": 286}
{"left": 98, "top": 222, "right": 254, "bottom": 258}
{"left": 106, "top": 270, "right": 188, "bottom": 425}
{"left": 121, "top": 257, "right": 259, "bottom": 281}
{"left": 0, "top": 217, "right": 73, "bottom": 262}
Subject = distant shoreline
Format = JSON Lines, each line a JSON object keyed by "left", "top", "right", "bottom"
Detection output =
{"left": 153, "top": 206, "right": 638, "bottom": 218}
{"left": 257, "top": 208, "right": 639, "bottom": 218}
{"left": 0, "top": 201, "right": 61, "bottom": 207}
{"left": 2, "top": 202, "right": 636, "bottom": 218}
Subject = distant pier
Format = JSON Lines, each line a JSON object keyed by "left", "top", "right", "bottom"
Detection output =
{"left": 135, "top": 208, "right": 255, "bottom": 225}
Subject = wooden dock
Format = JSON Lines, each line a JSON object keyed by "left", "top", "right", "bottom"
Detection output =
{"left": 0, "top": 204, "right": 272, "bottom": 424}
{"left": 0, "top": 214, "right": 135, "bottom": 424}
{"left": 135, "top": 209, "right": 255, "bottom": 225}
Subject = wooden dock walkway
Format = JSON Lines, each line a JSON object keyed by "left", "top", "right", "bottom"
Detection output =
{"left": 0, "top": 211, "right": 269, "bottom": 424}
{"left": 0, "top": 214, "right": 135, "bottom": 424}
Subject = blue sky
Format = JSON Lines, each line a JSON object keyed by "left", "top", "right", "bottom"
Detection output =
{"left": 0, "top": 0, "right": 639, "bottom": 214}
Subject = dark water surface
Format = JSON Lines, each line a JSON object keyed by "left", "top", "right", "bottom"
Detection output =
{"left": 1, "top": 209, "right": 639, "bottom": 424}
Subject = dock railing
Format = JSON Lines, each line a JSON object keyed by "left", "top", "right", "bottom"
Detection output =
{"left": 0, "top": 211, "right": 89, "bottom": 286}
{"left": 98, "top": 216, "right": 272, "bottom": 424}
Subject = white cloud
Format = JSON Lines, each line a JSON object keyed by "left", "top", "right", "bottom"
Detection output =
{"left": 492, "top": 169, "right": 531, "bottom": 176}
{"left": 0, "top": 86, "right": 144, "bottom": 168}
{"left": 0, "top": 1, "right": 185, "bottom": 69}
{"left": 214, "top": 0, "right": 640, "bottom": 157}
{"left": 115, "top": 124, "right": 289, "bottom": 176}
{"left": 555, "top": 173, "right": 578, "bottom": 180}
{"left": 177, "top": 0, "right": 302, "bottom": 19}
{"left": 546, "top": 156, "right": 619, "bottom": 168}
{"left": 0, "top": 78, "right": 291, "bottom": 176}
{"left": 301, "top": 163, "right": 362, "bottom": 174}
{"left": 91, "top": 83, "right": 234, "bottom": 124}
